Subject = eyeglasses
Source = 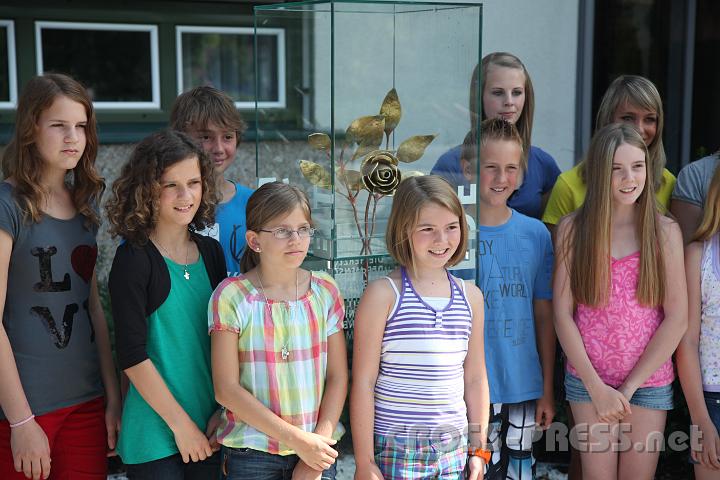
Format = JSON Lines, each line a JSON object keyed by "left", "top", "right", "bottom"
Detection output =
{"left": 258, "top": 226, "right": 316, "bottom": 239}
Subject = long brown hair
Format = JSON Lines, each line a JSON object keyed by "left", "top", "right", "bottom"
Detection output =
{"left": 240, "top": 182, "right": 312, "bottom": 273}
{"left": 565, "top": 123, "right": 664, "bottom": 307}
{"left": 2, "top": 73, "right": 104, "bottom": 226}
{"left": 471, "top": 52, "right": 535, "bottom": 161}
{"left": 105, "top": 130, "right": 218, "bottom": 246}
{"left": 593, "top": 75, "right": 666, "bottom": 192}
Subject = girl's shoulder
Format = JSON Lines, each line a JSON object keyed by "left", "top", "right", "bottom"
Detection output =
{"left": 213, "top": 273, "right": 256, "bottom": 300}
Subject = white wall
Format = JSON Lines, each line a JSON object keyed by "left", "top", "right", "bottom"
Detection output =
{"left": 311, "top": 0, "right": 580, "bottom": 172}
{"left": 478, "top": 0, "right": 579, "bottom": 170}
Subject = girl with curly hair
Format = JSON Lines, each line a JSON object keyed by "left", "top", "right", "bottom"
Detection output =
{"left": 0, "top": 73, "right": 120, "bottom": 480}
{"left": 106, "top": 130, "right": 226, "bottom": 478}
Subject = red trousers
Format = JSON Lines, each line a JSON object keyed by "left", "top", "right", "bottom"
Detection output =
{"left": 0, "top": 396, "right": 107, "bottom": 479}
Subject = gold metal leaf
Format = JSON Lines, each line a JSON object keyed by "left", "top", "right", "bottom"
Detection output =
{"left": 336, "top": 169, "right": 364, "bottom": 191}
{"left": 299, "top": 160, "right": 332, "bottom": 189}
{"left": 308, "top": 133, "right": 331, "bottom": 150}
{"left": 402, "top": 170, "right": 425, "bottom": 179}
{"left": 379, "top": 88, "right": 401, "bottom": 136}
{"left": 396, "top": 134, "right": 438, "bottom": 163}
{"left": 346, "top": 115, "right": 385, "bottom": 148}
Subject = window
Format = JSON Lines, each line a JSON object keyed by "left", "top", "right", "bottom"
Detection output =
{"left": 176, "top": 26, "right": 286, "bottom": 109}
{"left": 35, "top": 21, "right": 160, "bottom": 109}
{"left": 0, "top": 20, "right": 17, "bottom": 108}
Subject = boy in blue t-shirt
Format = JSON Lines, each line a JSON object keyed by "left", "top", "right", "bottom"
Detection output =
{"left": 171, "top": 86, "right": 254, "bottom": 276}
{"left": 462, "top": 119, "right": 555, "bottom": 479}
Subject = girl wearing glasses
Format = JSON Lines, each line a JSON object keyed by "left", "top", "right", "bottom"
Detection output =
{"left": 106, "top": 130, "right": 227, "bottom": 478}
{"left": 209, "top": 181, "right": 348, "bottom": 480}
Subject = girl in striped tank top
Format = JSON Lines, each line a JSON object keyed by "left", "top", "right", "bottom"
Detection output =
{"left": 678, "top": 165, "right": 720, "bottom": 478}
{"left": 351, "top": 176, "right": 490, "bottom": 480}
{"left": 554, "top": 124, "right": 687, "bottom": 479}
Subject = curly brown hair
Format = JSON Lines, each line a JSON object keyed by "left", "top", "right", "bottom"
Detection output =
{"left": 106, "top": 130, "right": 218, "bottom": 246}
{"left": 1, "top": 73, "right": 104, "bottom": 227}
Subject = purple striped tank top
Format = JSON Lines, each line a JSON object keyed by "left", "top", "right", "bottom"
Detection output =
{"left": 373, "top": 267, "right": 473, "bottom": 440}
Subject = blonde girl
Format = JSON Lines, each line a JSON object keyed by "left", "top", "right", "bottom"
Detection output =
{"left": 432, "top": 52, "right": 561, "bottom": 220}
{"left": 0, "top": 74, "right": 120, "bottom": 480}
{"left": 543, "top": 75, "right": 676, "bottom": 228}
{"left": 209, "top": 181, "right": 348, "bottom": 480}
{"left": 351, "top": 175, "right": 489, "bottom": 480}
{"left": 554, "top": 123, "right": 686, "bottom": 480}
{"left": 677, "top": 164, "right": 720, "bottom": 479}
{"left": 107, "top": 130, "right": 226, "bottom": 478}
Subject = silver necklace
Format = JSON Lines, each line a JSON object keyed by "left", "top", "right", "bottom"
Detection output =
{"left": 153, "top": 236, "right": 191, "bottom": 280}
{"left": 256, "top": 270, "right": 298, "bottom": 360}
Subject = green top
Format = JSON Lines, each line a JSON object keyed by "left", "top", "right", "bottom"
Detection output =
{"left": 118, "top": 257, "right": 217, "bottom": 464}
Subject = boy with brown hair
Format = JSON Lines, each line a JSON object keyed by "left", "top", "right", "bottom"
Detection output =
{"left": 171, "top": 86, "right": 253, "bottom": 275}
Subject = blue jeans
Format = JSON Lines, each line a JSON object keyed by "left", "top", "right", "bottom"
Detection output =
{"left": 564, "top": 372, "right": 674, "bottom": 410}
{"left": 222, "top": 447, "right": 337, "bottom": 480}
{"left": 125, "top": 452, "right": 221, "bottom": 480}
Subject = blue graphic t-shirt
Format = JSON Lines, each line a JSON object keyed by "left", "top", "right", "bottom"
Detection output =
{"left": 479, "top": 210, "right": 553, "bottom": 404}
{"left": 200, "top": 181, "right": 253, "bottom": 276}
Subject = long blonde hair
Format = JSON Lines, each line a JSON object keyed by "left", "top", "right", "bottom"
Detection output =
{"left": 471, "top": 52, "right": 535, "bottom": 161}
{"left": 566, "top": 123, "right": 664, "bottom": 307}
{"left": 593, "top": 75, "right": 666, "bottom": 192}
{"left": 693, "top": 163, "right": 720, "bottom": 242}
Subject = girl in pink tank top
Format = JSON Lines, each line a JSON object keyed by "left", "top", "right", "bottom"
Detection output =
{"left": 677, "top": 163, "right": 720, "bottom": 478}
{"left": 554, "top": 124, "right": 687, "bottom": 479}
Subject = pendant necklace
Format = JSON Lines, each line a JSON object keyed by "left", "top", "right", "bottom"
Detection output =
{"left": 153, "top": 236, "right": 191, "bottom": 280}
{"left": 257, "top": 270, "right": 298, "bottom": 360}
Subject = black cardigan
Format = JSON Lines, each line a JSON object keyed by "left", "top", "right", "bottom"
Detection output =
{"left": 109, "top": 232, "right": 227, "bottom": 370}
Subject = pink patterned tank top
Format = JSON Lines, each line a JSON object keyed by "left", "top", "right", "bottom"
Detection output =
{"left": 567, "top": 252, "right": 674, "bottom": 388}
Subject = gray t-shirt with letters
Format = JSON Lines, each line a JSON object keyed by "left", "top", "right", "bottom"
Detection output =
{"left": 0, "top": 182, "right": 102, "bottom": 419}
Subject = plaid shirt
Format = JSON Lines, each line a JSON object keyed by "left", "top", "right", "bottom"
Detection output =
{"left": 208, "top": 270, "right": 345, "bottom": 454}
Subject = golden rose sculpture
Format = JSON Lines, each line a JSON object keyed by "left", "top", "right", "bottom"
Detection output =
{"left": 300, "top": 89, "right": 435, "bottom": 255}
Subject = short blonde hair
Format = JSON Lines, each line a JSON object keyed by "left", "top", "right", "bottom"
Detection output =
{"left": 461, "top": 118, "right": 526, "bottom": 185}
{"left": 386, "top": 176, "right": 468, "bottom": 273}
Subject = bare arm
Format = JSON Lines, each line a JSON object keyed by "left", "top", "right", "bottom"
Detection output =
{"left": 0, "top": 229, "right": 51, "bottom": 479}
{"left": 618, "top": 218, "right": 687, "bottom": 397}
{"left": 676, "top": 241, "right": 720, "bottom": 469}
{"left": 211, "top": 330, "right": 337, "bottom": 471}
{"left": 88, "top": 272, "right": 121, "bottom": 452}
{"left": 463, "top": 283, "right": 490, "bottom": 480}
{"left": 670, "top": 199, "right": 703, "bottom": 245}
{"left": 552, "top": 217, "right": 631, "bottom": 422}
{"left": 350, "top": 279, "right": 394, "bottom": 479}
{"left": 125, "top": 360, "right": 213, "bottom": 463}
{"left": 312, "top": 331, "right": 348, "bottom": 438}
{"left": 534, "top": 299, "right": 556, "bottom": 428}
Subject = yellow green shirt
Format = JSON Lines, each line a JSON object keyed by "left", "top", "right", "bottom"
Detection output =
{"left": 542, "top": 164, "right": 676, "bottom": 225}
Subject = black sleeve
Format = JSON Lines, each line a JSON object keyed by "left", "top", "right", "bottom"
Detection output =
{"left": 109, "top": 243, "right": 152, "bottom": 370}
{"left": 194, "top": 232, "right": 228, "bottom": 289}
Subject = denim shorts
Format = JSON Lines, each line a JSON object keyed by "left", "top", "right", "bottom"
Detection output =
{"left": 221, "top": 447, "right": 337, "bottom": 480}
{"left": 564, "top": 372, "right": 674, "bottom": 410}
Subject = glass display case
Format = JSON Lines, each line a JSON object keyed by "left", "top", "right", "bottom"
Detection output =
{"left": 254, "top": 0, "right": 482, "bottom": 344}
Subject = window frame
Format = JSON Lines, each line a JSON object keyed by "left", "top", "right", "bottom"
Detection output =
{"left": 0, "top": 19, "right": 17, "bottom": 109}
{"left": 175, "top": 25, "right": 286, "bottom": 109}
{"left": 34, "top": 20, "right": 160, "bottom": 110}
